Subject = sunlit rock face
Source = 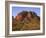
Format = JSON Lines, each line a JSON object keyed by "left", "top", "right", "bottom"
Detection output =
{"left": 15, "top": 15, "right": 22, "bottom": 21}
{"left": 15, "top": 11, "right": 40, "bottom": 21}
{"left": 12, "top": 11, "right": 40, "bottom": 31}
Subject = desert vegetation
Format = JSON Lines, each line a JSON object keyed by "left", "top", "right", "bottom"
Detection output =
{"left": 12, "top": 11, "right": 40, "bottom": 31}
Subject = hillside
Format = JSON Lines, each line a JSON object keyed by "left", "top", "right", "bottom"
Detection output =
{"left": 12, "top": 11, "right": 40, "bottom": 31}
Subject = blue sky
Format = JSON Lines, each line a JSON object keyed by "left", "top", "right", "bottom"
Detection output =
{"left": 12, "top": 7, "right": 40, "bottom": 17}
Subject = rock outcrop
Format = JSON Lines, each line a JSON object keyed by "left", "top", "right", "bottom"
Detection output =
{"left": 12, "top": 11, "right": 40, "bottom": 31}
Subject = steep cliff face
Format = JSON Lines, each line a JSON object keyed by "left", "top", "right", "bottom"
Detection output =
{"left": 12, "top": 11, "right": 40, "bottom": 31}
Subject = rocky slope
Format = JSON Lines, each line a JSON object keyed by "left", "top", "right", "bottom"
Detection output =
{"left": 12, "top": 11, "right": 40, "bottom": 31}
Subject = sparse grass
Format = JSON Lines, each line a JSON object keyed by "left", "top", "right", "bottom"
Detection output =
{"left": 12, "top": 18, "right": 40, "bottom": 31}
